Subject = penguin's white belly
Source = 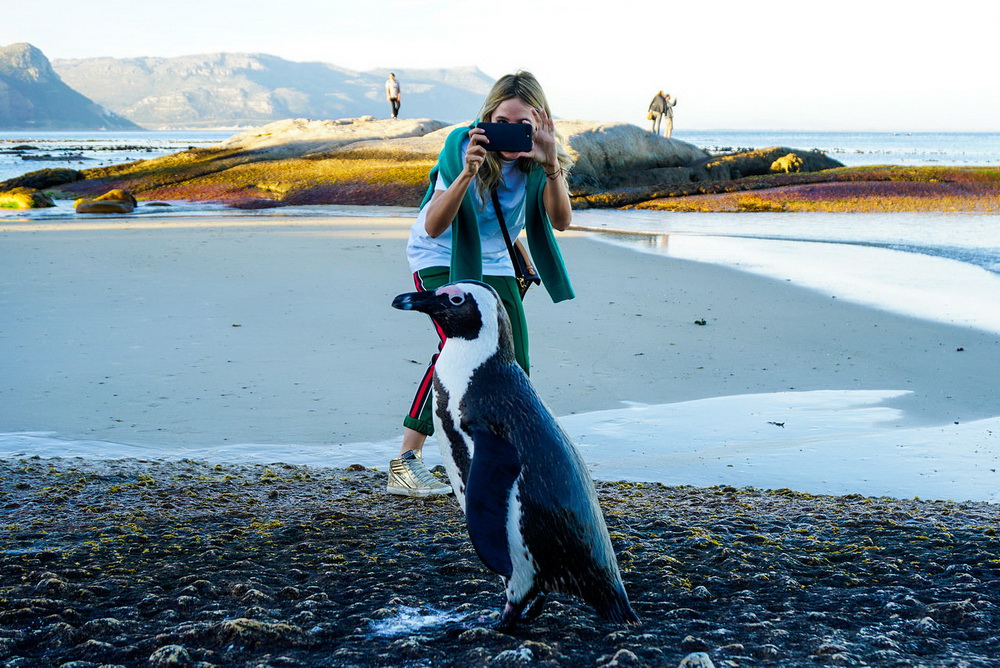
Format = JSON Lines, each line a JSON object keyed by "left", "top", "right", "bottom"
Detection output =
{"left": 432, "top": 338, "right": 494, "bottom": 511}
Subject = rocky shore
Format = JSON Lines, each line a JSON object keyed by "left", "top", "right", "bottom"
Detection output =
{"left": 0, "top": 117, "right": 834, "bottom": 211}
{"left": 2, "top": 457, "right": 998, "bottom": 667}
{"left": 4, "top": 116, "right": 999, "bottom": 213}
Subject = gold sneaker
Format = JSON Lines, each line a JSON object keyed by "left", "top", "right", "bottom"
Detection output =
{"left": 387, "top": 449, "right": 453, "bottom": 497}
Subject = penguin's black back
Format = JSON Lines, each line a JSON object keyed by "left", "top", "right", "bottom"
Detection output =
{"left": 460, "top": 355, "right": 637, "bottom": 623}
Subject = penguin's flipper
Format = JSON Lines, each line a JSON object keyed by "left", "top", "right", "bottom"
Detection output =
{"left": 465, "top": 426, "right": 521, "bottom": 580}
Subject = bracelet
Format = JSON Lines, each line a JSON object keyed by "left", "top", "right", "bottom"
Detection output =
{"left": 545, "top": 167, "right": 563, "bottom": 180}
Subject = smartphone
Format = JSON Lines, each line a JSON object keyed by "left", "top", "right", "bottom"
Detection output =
{"left": 476, "top": 122, "right": 533, "bottom": 153}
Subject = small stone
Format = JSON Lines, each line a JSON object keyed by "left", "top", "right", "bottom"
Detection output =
{"left": 238, "top": 588, "right": 272, "bottom": 604}
{"left": 598, "top": 648, "right": 642, "bottom": 666}
{"left": 80, "top": 617, "right": 125, "bottom": 635}
{"left": 678, "top": 652, "right": 716, "bottom": 668}
{"left": 149, "top": 644, "right": 192, "bottom": 667}
{"left": 680, "top": 635, "right": 711, "bottom": 652}
{"left": 457, "top": 626, "right": 505, "bottom": 643}
{"left": 490, "top": 647, "right": 534, "bottom": 665}
{"left": 750, "top": 644, "right": 780, "bottom": 660}
{"left": 913, "top": 616, "right": 940, "bottom": 635}
{"left": 691, "top": 586, "right": 713, "bottom": 600}
{"left": 387, "top": 637, "right": 426, "bottom": 657}
{"left": 813, "top": 643, "right": 849, "bottom": 655}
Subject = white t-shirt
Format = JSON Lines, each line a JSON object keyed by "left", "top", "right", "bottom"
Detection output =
{"left": 406, "top": 138, "right": 527, "bottom": 276}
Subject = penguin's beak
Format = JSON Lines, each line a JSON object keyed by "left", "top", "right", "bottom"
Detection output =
{"left": 392, "top": 290, "right": 444, "bottom": 313}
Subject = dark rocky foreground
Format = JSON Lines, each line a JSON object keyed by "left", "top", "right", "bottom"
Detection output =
{"left": 1, "top": 457, "right": 997, "bottom": 667}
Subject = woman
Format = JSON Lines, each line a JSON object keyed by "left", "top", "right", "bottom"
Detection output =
{"left": 388, "top": 70, "right": 576, "bottom": 497}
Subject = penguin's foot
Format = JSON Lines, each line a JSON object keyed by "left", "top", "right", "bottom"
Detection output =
{"left": 494, "top": 600, "right": 529, "bottom": 632}
{"left": 521, "top": 593, "right": 548, "bottom": 620}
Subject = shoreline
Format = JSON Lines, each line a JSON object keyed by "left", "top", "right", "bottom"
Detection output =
{"left": 2, "top": 215, "right": 999, "bottom": 502}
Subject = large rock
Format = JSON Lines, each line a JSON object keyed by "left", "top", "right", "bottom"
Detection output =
{"left": 0, "top": 186, "right": 55, "bottom": 208}
{"left": 555, "top": 120, "right": 709, "bottom": 192}
{"left": 0, "top": 167, "right": 85, "bottom": 191}
{"left": 217, "top": 116, "right": 450, "bottom": 158}
{"left": 689, "top": 146, "right": 843, "bottom": 180}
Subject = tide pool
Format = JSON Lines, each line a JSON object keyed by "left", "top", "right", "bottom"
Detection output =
{"left": 575, "top": 209, "right": 1000, "bottom": 335}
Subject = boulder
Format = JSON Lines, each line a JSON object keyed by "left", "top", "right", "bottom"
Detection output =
{"left": 690, "top": 146, "right": 843, "bottom": 180}
{"left": 75, "top": 188, "right": 138, "bottom": 214}
{"left": 0, "top": 167, "right": 85, "bottom": 190}
{"left": 555, "top": 121, "right": 708, "bottom": 192}
{"left": 0, "top": 186, "right": 56, "bottom": 208}
{"left": 558, "top": 121, "right": 708, "bottom": 173}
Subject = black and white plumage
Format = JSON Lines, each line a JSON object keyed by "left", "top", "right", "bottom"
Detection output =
{"left": 392, "top": 280, "right": 639, "bottom": 630}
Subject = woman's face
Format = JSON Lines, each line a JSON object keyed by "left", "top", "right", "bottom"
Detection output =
{"left": 489, "top": 97, "right": 536, "bottom": 160}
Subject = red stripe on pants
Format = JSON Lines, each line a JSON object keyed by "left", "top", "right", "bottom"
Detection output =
{"left": 406, "top": 272, "right": 447, "bottom": 420}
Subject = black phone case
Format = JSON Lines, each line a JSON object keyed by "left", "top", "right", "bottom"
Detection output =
{"left": 477, "top": 122, "right": 533, "bottom": 152}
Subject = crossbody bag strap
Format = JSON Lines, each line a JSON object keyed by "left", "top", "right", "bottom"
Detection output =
{"left": 491, "top": 188, "right": 525, "bottom": 282}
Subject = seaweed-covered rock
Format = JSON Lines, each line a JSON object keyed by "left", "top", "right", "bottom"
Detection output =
{"left": 0, "top": 167, "right": 84, "bottom": 190}
{"left": 691, "top": 146, "right": 843, "bottom": 180}
{"left": 0, "top": 186, "right": 55, "bottom": 208}
{"left": 75, "top": 188, "right": 137, "bottom": 214}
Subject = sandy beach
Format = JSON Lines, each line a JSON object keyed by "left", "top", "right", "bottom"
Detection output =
{"left": 2, "top": 213, "right": 999, "bottom": 496}
{"left": 3, "top": 213, "right": 1000, "bottom": 667}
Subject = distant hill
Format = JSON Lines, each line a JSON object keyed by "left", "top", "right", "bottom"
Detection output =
{"left": 52, "top": 53, "right": 496, "bottom": 129}
{"left": 0, "top": 43, "right": 140, "bottom": 130}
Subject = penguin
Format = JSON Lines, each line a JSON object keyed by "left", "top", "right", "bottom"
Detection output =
{"left": 392, "top": 280, "right": 639, "bottom": 630}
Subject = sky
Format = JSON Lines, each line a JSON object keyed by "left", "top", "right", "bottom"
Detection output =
{"left": 4, "top": 0, "right": 998, "bottom": 132}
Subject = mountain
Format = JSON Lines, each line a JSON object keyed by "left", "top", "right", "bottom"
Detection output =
{"left": 0, "top": 43, "right": 139, "bottom": 130}
{"left": 52, "top": 53, "right": 496, "bottom": 129}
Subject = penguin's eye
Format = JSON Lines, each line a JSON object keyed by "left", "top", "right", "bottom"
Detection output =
{"left": 449, "top": 294, "right": 465, "bottom": 306}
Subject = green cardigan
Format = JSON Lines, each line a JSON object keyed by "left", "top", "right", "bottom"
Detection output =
{"left": 419, "top": 125, "right": 575, "bottom": 303}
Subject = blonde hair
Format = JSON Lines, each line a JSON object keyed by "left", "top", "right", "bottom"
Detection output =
{"left": 475, "top": 70, "right": 572, "bottom": 201}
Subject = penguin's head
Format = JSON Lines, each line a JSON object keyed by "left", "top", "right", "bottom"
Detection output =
{"left": 392, "top": 280, "right": 513, "bottom": 351}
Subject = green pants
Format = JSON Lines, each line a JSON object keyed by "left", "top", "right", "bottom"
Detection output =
{"left": 403, "top": 267, "right": 529, "bottom": 436}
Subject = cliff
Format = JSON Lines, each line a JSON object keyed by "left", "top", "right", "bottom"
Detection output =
{"left": 0, "top": 43, "right": 139, "bottom": 130}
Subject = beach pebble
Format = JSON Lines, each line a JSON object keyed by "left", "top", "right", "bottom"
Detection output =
{"left": 598, "top": 648, "right": 642, "bottom": 666}
{"left": 677, "top": 652, "right": 716, "bottom": 668}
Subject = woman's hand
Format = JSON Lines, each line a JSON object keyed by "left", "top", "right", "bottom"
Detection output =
{"left": 464, "top": 126, "right": 488, "bottom": 177}
{"left": 523, "top": 107, "right": 559, "bottom": 173}
{"left": 423, "top": 127, "right": 485, "bottom": 238}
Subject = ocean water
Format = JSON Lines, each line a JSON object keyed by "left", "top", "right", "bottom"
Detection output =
{"left": 0, "top": 130, "right": 234, "bottom": 184}
{"left": 677, "top": 130, "right": 1000, "bottom": 167}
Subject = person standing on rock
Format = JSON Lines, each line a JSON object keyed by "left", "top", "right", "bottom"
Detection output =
{"left": 387, "top": 70, "right": 576, "bottom": 497}
{"left": 648, "top": 91, "right": 677, "bottom": 137}
{"left": 386, "top": 73, "right": 402, "bottom": 119}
